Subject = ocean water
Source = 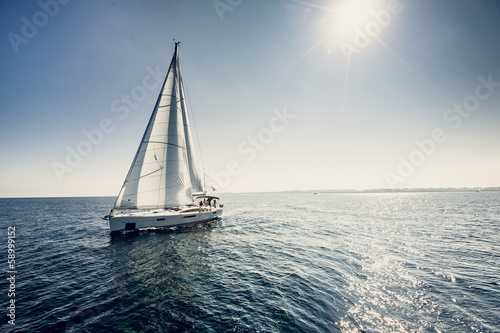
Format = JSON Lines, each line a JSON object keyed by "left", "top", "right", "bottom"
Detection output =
{"left": 0, "top": 192, "right": 499, "bottom": 332}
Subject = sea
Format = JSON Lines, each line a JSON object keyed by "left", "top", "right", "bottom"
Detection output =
{"left": 0, "top": 192, "right": 498, "bottom": 333}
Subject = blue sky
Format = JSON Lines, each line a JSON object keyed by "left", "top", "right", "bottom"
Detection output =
{"left": 1, "top": 0, "right": 499, "bottom": 197}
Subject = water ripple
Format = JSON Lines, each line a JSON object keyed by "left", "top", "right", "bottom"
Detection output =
{"left": 0, "top": 193, "right": 499, "bottom": 332}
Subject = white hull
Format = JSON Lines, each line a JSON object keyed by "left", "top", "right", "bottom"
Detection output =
{"left": 109, "top": 207, "right": 222, "bottom": 232}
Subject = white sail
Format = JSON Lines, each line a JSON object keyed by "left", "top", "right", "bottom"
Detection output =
{"left": 178, "top": 67, "right": 204, "bottom": 194}
{"left": 114, "top": 43, "right": 194, "bottom": 209}
{"left": 106, "top": 42, "right": 223, "bottom": 232}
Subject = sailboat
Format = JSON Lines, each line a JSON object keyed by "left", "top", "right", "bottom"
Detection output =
{"left": 104, "top": 42, "right": 222, "bottom": 232}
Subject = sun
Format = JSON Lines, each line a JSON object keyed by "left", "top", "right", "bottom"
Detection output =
{"left": 329, "top": 0, "right": 384, "bottom": 40}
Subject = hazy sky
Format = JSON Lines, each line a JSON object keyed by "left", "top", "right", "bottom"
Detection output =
{"left": 1, "top": 0, "right": 499, "bottom": 197}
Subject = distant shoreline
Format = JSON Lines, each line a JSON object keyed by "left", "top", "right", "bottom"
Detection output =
{"left": 1, "top": 187, "right": 499, "bottom": 199}
{"left": 221, "top": 187, "right": 500, "bottom": 195}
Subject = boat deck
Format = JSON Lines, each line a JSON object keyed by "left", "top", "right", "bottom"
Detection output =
{"left": 111, "top": 206, "right": 217, "bottom": 218}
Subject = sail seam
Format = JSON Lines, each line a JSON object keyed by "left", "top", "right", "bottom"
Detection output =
{"left": 141, "top": 141, "right": 185, "bottom": 149}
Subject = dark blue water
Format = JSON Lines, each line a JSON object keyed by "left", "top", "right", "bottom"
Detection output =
{"left": 0, "top": 192, "right": 499, "bottom": 332}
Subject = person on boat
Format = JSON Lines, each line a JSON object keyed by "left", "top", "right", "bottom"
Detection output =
{"left": 199, "top": 200, "right": 203, "bottom": 212}
{"left": 213, "top": 199, "right": 217, "bottom": 208}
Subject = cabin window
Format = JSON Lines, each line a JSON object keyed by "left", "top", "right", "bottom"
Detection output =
{"left": 125, "top": 223, "right": 136, "bottom": 230}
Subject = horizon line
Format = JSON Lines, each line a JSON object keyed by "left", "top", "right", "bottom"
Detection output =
{"left": 1, "top": 186, "right": 499, "bottom": 199}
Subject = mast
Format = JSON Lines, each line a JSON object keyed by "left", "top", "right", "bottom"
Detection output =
{"left": 174, "top": 40, "right": 180, "bottom": 56}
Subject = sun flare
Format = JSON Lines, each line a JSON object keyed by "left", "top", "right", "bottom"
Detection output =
{"left": 330, "top": 0, "right": 384, "bottom": 39}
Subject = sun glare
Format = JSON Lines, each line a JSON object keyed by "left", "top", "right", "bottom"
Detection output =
{"left": 330, "top": 0, "right": 384, "bottom": 40}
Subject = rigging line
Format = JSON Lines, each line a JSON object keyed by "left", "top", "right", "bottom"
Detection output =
{"left": 178, "top": 47, "right": 207, "bottom": 187}
{"left": 138, "top": 166, "right": 163, "bottom": 179}
{"left": 150, "top": 143, "right": 164, "bottom": 206}
{"left": 142, "top": 141, "right": 185, "bottom": 149}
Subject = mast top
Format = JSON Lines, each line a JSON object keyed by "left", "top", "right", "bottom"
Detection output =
{"left": 174, "top": 39, "right": 181, "bottom": 55}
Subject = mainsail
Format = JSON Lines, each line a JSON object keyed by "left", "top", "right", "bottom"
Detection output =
{"left": 114, "top": 42, "right": 204, "bottom": 209}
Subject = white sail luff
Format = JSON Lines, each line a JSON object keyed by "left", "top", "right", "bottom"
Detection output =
{"left": 178, "top": 67, "right": 204, "bottom": 194}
